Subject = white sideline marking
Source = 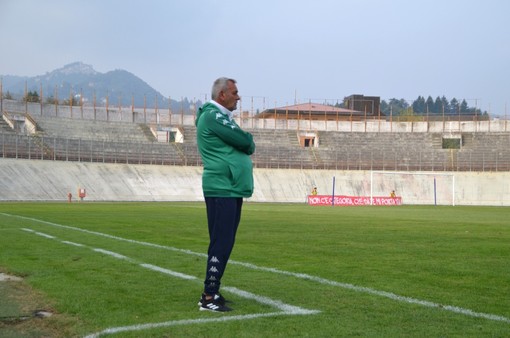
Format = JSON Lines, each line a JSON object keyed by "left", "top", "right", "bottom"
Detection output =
{"left": 93, "top": 248, "right": 129, "bottom": 260}
{"left": 19, "top": 227, "right": 319, "bottom": 337}
{"left": 21, "top": 227, "right": 55, "bottom": 239}
{"left": 83, "top": 286, "right": 321, "bottom": 338}
{"left": 140, "top": 263, "right": 197, "bottom": 280}
{"left": 61, "top": 240, "right": 84, "bottom": 247}
{"left": 223, "top": 286, "right": 319, "bottom": 315}
{"left": 6, "top": 213, "right": 510, "bottom": 324}
{"left": 83, "top": 312, "right": 285, "bottom": 338}
{"left": 231, "top": 262, "right": 510, "bottom": 323}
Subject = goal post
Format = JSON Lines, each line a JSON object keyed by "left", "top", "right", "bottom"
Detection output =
{"left": 370, "top": 171, "right": 455, "bottom": 206}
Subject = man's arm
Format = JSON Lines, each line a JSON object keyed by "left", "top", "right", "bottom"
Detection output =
{"left": 206, "top": 112, "right": 255, "bottom": 155}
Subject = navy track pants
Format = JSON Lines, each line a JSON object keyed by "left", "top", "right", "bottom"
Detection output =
{"left": 203, "top": 197, "right": 243, "bottom": 295}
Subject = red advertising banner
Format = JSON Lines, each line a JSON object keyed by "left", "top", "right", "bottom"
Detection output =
{"left": 308, "top": 195, "right": 402, "bottom": 206}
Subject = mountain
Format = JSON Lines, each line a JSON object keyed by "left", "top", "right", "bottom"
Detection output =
{"left": 1, "top": 62, "right": 198, "bottom": 110}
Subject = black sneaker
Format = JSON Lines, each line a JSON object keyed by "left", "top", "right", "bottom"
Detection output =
{"left": 197, "top": 293, "right": 229, "bottom": 306}
{"left": 199, "top": 293, "right": 233, "bottom": 312}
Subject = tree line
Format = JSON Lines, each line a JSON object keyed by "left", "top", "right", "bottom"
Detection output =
{"left": 9, "top": 90, "right": 84, "bottom": 106}
{"left": 380, "top": 96, "right": 486, "bottom": 117}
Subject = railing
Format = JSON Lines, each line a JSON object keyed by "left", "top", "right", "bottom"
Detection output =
{"left": 2, "top": 98, "right": 510, "bottom": 133}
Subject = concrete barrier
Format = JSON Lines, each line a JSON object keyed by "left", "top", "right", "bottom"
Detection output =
{"left": 0, "top": 158, "right": 508, "bottom": 206}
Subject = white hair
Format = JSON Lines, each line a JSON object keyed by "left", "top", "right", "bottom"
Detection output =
{"left": 211, "top": 77, "right": 236, "bottom": 100}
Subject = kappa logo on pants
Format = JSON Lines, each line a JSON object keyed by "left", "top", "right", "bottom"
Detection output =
{"left": 209, "top": 256, "right": 220, "bottom": 263}
{"left": 209, "top": 266, "right": 219, "bottom": 273}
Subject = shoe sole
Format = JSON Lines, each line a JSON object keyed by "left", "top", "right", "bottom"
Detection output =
{"left": 199, "top": 306, "right": 232, "bottom": 312}
{"left": 198, "top": 299, "right": 230, "bottom": 306}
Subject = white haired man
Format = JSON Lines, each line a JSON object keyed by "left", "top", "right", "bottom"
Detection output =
{"left": 195, "top": 77, "right": 255, "bottom": 312}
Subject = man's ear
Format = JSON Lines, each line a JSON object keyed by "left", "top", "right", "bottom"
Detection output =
{"left": 217, "top": 91, "right": 225, "bottom": 102}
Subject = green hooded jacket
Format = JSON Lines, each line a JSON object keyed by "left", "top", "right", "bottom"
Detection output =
{"left": 195, "top": 101, "right": 255, "bottom": 197}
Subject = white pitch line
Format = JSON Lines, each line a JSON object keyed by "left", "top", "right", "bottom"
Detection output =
{"left": 6, "top": 213, "right": 510, "bottom": 324}
{"left": 61, "top": 240, "right": 85, "bottom": 247}
{"left": 223, "top": 286, "right": 319, "bottom": 315}
{"left": 11, "top": 214, "right": 205, "bottom": 257}
{"left": 20, "top": 227, "right": 319, "bottom": 337}
{"left": 229, "top": 262, "right": 510, "bottom": 323}
{"left": 139, "top": 263, "right": 197, "bottom": 281}
{"left": 21, "top": 227, "right": 55, "bottom": 239}
{"left": 93, "top": 248, "right": 129, "bottom": 260}
{"left": 83, "top": 312, "right": 286, "bottom": 338}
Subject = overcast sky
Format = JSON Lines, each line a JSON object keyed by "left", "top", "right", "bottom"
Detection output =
{"left": 1, "top": 0, "right": 509, "bottom": 114}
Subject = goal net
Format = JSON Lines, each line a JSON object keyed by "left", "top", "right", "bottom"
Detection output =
{"left": 370, "top": 171, "right": 455, "bottom": 206}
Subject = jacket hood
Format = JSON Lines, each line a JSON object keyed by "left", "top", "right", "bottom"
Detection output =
{"left": 195, "top": 102, "right": 215, "bottom": 126}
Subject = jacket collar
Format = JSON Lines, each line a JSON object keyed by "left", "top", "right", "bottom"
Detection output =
{"left": 209, "top": 100, "right": 233, "bottom": 119}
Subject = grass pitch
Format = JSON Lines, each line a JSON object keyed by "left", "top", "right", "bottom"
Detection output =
{"left": 0, "top": 202, "right": 509, "bottom": 337}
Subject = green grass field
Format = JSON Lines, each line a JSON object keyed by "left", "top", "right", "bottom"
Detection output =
{"left": 1, "top": 202, "right": 509, "bottom": 337}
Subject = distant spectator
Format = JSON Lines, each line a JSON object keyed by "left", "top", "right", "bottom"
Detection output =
{"left": 311, "top": 187, "right": 318, "bottom": 195}
{"left": 390, "top": 190, "right": 396, "bottom": 198}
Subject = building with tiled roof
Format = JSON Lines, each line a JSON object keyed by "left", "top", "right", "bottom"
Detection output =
{"left": 256, "top": 95, "right": 383, "bottom": 121}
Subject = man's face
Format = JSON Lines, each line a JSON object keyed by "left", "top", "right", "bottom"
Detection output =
{"left": 220, "top": 81, "right": 240, "bottom": 112}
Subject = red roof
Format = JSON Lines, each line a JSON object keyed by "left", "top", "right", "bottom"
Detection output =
{"left": 270, "top": 102, "right": 358, "bottom": 114}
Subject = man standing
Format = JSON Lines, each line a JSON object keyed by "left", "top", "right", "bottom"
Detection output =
{"left": 195, "top": 77, "right": 255, "bottom": 312}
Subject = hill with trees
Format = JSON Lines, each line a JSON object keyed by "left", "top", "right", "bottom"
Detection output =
{"left": 1, "top": 62, "right": 199, "bottom": 111}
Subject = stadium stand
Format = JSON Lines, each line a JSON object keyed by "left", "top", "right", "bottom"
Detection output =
{"left": 457, "top": 133, "right": 510, "bottom": 171}
{"left": 30, "top": 115, "right": 156, "bottom": 143}
{"left": 0, "top": 116, "right": 16, "bottom": 134}
{"left": 1, "top": 106, "right": 510, "bottom": 171}
{"left": 313, "top": 131, "right": 449, "bottom": 171}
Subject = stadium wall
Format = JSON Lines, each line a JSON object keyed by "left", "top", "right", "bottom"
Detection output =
{"left": 1, "top": 159, "right": 508, "bottom": 206}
